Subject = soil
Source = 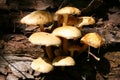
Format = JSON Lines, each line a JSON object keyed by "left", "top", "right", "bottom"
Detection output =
{"left": 0, "top": 0, "right": 120, "bottom": 80}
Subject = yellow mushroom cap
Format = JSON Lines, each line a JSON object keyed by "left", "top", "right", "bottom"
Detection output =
{"left": 52, "top": 26, "right": 81, "bottom": 39}
{"left": 52, "top": 56, "right": 75, "bottom": 66}
{"left": 55, "top": 6, "right": 81, "bottom": 15}
{"left": 77, "top": 16, "right": 95, "bottom": 27}
{"left": 20, "top": 11, "right": 53, "bottom": 25}
{"left": 81, "top": 32, "right": 104, "bottom": 48}
{"left": 31, "top": 57, "right": 53, "bottom": 73}
{"left": 28, "top": 32, "right": 61, "bottom": 47}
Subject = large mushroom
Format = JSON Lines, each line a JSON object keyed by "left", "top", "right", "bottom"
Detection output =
{"left": 52, "top": 26, "right": 81, "bottom": 54}
{"left": 55, "top": 6, "right": 81, "bottom": 26}
{"left": 80, "top": 32, "right": 104, "bottom": 61}
{"left": 31, "top": 57, "right": 53, "bottom": 73}
{"left": 28, "top": 32, "right": 61, "bottom": 60}
{"left": 20, "top": 10, "right": 53, "bottom": 31}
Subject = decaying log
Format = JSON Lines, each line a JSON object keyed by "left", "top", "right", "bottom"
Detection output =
{"left": 0, "top": 54, "right": 35, "bottom": 79}
{"left": 6, "top": 74, "right": 19, "bottom": 80}
{"left": 1, "top": 34, "right": 44, "bottom": 58}
{"left": 8, "top": 61, "right": 34, "bottom": 79}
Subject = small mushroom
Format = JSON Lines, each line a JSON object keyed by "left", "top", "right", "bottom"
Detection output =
{"left": 52, "top": 56, "right": 75, "bottom": 71}
{"left": 80, "top": 32, "right": 104, "bottom": 61}
{"left": 81, "top": 32, "right": 103, "bottom": 48}
{"left": 20, "top": 10, "right": 53, "bottom": 31}
{"left": 55, "top": 6, "right": 81, "bottom": 26}
{"left": 31, "top": 57, "right": 53, "bottom": 73}
{"left": 28, "top": 32, "right": 61, "bottom": 60}
{"left": 52, "top": 26, "right": 81, "bottom": 54}
{"left": 77, "top": 16, "right": 95, "bottom": 30}
{"left": 52, "top": 56, "right": 75, "bottom": 66}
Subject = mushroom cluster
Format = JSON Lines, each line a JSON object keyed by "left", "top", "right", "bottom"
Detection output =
{"left": 20, "top": 6, "right": 104, "bottom": 73}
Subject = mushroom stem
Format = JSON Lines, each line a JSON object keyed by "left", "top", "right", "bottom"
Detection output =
{"left": 87, "top": 46, "right": 100, "bottom": 61}
{"left": 62, "top": 38, "right": 68, "bottom": 54}
{"left": 46, "top": 46, "right": 53, "bottom": 61}
{"left": 88, "top": 51, "right": 100, "bottom": 61}
{"left": 61, "top": 66, "right": 65, "bottom": 71}
{"left": 78, "top": 23, "right": 84, "bottom": 28}
{"left": 68, "top": 45, "right": 82, "bottom": 57}
{"left": 79, "top": 44, "right": 89, "bottom": 54}
{"left": 70, "top": 50, "right": 74, "bottom": 57}
{"left": 39, "top": 24, "right": 44, "bottom": 31}
{"left": 78, "top": 26, "right": 83, "bottom": 30}
{"left": 63, "top": 14, "right": 68, "bottom": 26}
{"left": 57, "top": 15, "right": 62, "bottom": 26}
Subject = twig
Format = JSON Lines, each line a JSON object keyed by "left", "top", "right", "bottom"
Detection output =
{"left": 88, "top": 51, "right": 100, "bottom": 61}
{"left": 86, "top": 0, "right": 95, "bottom": 8}
{"left": 87, "top": 46, "right": 100, "bottom": 61}
{"left": 58, "top": 0, "right": 67, "bottom": 9}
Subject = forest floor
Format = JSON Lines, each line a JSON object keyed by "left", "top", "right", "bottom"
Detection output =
{"left": 0, "top": 0, "right": 120, "bottom": 80}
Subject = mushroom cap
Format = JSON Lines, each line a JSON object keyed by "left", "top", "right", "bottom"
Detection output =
{"left": 77, "top": 16, "right": 95, "bottom": 27}
{"left": 31, "top": 57, "right": 53, "bottom": 73}
{"left": 28, "top": 32, "right": 61, "bottom": 47}
{"left": 55, "top": 6, "right": 81, "bottom": 15}
{"left": 20, "top": 10, "right": 53, "bottom": 25}
{"left": 52, "top": 26, "right": 81, "bottom": 39}
{"left": 52, "top": 56, "right": 75, "bottom": 66}
{"left": 81, "top": 32, "right": 104, "bottom": 48}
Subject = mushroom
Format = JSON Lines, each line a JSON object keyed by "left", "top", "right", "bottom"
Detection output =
{"left": 20, "top": 10, "right": 53, "bottom": 31}
{"left": 52, "top": 26, "right": 81, "bottom": 54}
{"left": 77, "top": 16, "right": 95, "bottom": 30}
{"left": 52, "top": 56, "right": 75, "bottom": 70}
{"left": 55, "top": 6, "right": 81, "bottom": 26}
{"left": 28, "top": 32, "right": 61, "bottom": 60}
{"left": 81, "top": 32, "right": 103, "bottom": 48}
{"left": 52, "top": 56, "right": 75, "bottom": 71}
{"left": 52, "top": 56, "right": 75, "bottom": 66}
{"left": 80, "top": 32, "right": 104, "bottom": 61}
{"left": 31, "top": 57, "right": 53, "bottom": 73}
